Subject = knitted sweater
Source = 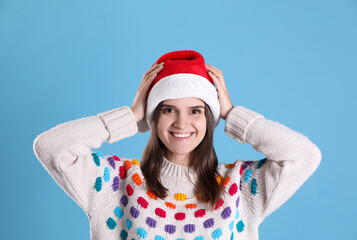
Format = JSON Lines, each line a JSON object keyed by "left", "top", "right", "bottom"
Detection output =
{"left": 33, "top": 105, "right": 321, "bottom": 240}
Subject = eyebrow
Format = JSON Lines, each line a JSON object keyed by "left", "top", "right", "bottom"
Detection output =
{"left": 161, "top": 104, "right": 205, "bottom": 109}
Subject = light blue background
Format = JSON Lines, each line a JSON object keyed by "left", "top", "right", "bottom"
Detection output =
{"left": 1, "top": 0, "right": 356, "bottom": 239}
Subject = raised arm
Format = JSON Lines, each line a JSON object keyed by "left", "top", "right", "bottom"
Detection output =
{"left": 33, "top": 62, "right": 164, "bottom": 214}
{"left": 33, "top": 106, "right": 137, "bottom": 213}
{"left": 206, "top": 64, "right": 321, "bottom": 221}
{"left": 225, "top": 106, "right": 322, "bottom": 220}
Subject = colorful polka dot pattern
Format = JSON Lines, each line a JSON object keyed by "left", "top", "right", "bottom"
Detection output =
{"left": 184, "top": 224, "right": 195, "bottom": 233}
{"left": 155, "top": 208, "right": 166, "bottom": 218}
{"left": 174, "top": 193, "right": 187, "bottom": 201}
{"left": 229, "top": 183, "right": 238, "bottom": 196}
{"left": 214, "top": 198, "right": 224, "bottom": 210}
{"left": 107, "top": 157, "right": 116, "bottom": 169}
{"left": 185, "top": 203, "right": 196, "bottom": 209}
{"left": 236, "top": 220, "right": 245, "bottom": 232}
{"left": 120, "top": 229, "right": 128, "bottom": 240}
{"left": 132, "top": 159, "right": 140, "bottom": 166}
{"left": 194, "top": 209, "right": 206, "bottom": 218}
{"left": 146, "top": 217, "right": 156, "bottom": 228}
{"left": 130, "top": 206, "right": 140, "bottom": 218}
{"left": 175, "top": 212, "right": 185, "bottom": 221}
{"left": 119, "top": 166, "right": 126, "bottom": 179}
{"left": 126, "top": 218, "right": 132, "bottom": 229}
{"left": 165, "top": 224, "right": 176, "bottom": 234}
{"left": 212, "top": 228, "right": 222, "bottom": 239}
{"left": 106, "top": 217, "right": 116, "bottom": 229}
{"left": 132, "top": 173, "right": 142, "bottom": 186}
{"left": 104, "top": 167, "right": 110, "bottom": 182}
{"left": 95, "top": 151, "right": 104, "bottom": 158}
{"left": 239, "top": 159, "right": 267, "bottom": 197}
{"left": 137, "top": 227, "right": 147, "bottom": 238}
{"left": 147, "top": 190, "right": 158, "bottom": 200}
{"left": 244, "top": 169, "right": 252, "bottom": 183}
{"left": 229, "top": 220, "right": 234, "bottom": 231}
{"left": 203, "top": 218, "right": 214, "bottom": 228}
{"left": 113, "top": 176, "right": 119, "bottom": 191}
{"left": 94, "top": 177, "right": 102, "bottom": 192}
{"left": 121, "top": 195, "right": 128, "bottom": 207}
{"left": 166, "top": 202, "right": 176, "bottom": 209}
{"left": 138, "top": 196, "right": 148, "bottom": 208}
{"left": 91, "top": 153, "right": 261, "bottom": 239}
{"left": 114, "top": 207, "right": 124, "bottom": 219}
{"left": 257, "top": 158, "right": 267, "bottom": 169}
{"left": 251, "top": 179, "right": 257, "bottom": 195}
{"left": 92, "top": 153, "right": 100, "bottom": 166}
{"left": 221, "top": 207, "right": 232, "bottom": 219}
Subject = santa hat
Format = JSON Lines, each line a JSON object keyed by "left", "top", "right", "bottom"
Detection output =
{"left": 137, "top": 50, "right": 220, "bottom": 133}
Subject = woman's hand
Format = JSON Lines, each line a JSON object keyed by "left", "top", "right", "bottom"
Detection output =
{"left": 131, "top": 62, "right": 164, "bottom": 122}
{"left": 206, "top": 64, "right": 234, "bottom": 120}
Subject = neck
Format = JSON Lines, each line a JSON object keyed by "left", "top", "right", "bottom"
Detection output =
{"left": 165, "top": 152, "right": 191, "bottom": 167}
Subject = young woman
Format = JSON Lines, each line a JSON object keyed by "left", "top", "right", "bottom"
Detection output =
{"left": 33, "top": 50, "right": 321, "bottom": 240}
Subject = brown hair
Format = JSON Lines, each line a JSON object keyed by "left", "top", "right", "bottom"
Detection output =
{"left": 140, "top": 101, "right": 227, "bottom": 211}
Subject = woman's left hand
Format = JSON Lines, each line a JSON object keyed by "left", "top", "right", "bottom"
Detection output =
{"left": 206, "top": 64, "right": 234, "bottom": 120}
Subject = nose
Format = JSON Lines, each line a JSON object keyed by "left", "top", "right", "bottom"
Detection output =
{"left": 173, "top": 112, "right": 189, "bottom": 129}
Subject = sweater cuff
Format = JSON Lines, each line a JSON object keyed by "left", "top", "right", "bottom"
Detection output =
{"left": 225, "top": 106, "right": 264, "bottom": 144}
{"left": 97, "top": 106, "right": 138, "bottom": 143}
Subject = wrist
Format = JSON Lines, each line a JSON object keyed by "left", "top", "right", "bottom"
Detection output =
{"left": 222, "top": 105, "right": 234, "bottom": 120}
{"left": 130, "top": 107, "right": 142, "bottom": 123}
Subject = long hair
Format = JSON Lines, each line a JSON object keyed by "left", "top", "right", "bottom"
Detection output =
{"left": 140, "top": 101, "right": 227, "bottom": 211}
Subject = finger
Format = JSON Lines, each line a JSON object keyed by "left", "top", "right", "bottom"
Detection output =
{"left": 208, "top": 71, "right": 223, "bottom": 91}
{"left": 144, "top": 63, "right": 163, "bottom": 78}
{"left": 208, "top": 69, "right": 224, "bottom": 87}
{"left": 135, "top": 72, "right": 158, "bottom": 102}
{"left": 142, "top": 65, "right": 164, "bottom": 84}
{"left": 207, "top": 66, "right": 226, "bottom": 89}
{"left": 206, "top": 64, "right": 223, "bottom": 74}
{"left": 143, "top": 62, "right": 164, "bottom": 78}
{"left": 145, "top": 65, "right": 163, "bottom": 83}
{"left": 206, "top": 65, "right": 223, "bottom": 80}
{"left": 143, "top": 65, "right": 164, "bottom": 90}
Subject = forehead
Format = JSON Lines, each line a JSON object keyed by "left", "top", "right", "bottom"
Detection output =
{"left": 162, "top": 97, "right": 205, "bottom": 107}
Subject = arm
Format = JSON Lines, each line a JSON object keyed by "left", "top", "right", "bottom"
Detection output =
{"left": 33, "top": 62, "right": 164, "bottom": 214}
{"left": 205, "top": 64, "right": 321, "bottom": 221}
{"left": 33, "top": 106, "right": 137, "bottom": 213}
{"left": 225, "top": 106, "right": 322, "bottom": 221}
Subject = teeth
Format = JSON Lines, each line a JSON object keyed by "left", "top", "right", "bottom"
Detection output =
{"left": 173, "top": 133, "right": 191, "bottom": 138}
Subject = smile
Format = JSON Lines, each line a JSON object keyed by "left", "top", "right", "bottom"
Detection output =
{"left": 170, "top": 132, "right": 194, "bottom": 139}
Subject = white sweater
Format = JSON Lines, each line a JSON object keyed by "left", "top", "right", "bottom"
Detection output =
{"left": 33, "top": 105, "right": 321, "bottom": 240}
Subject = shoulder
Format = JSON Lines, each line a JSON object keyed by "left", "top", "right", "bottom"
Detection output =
{"left": 90, "top": 152, "right": 143, "bottom": 186}
{"left": 217, "top": 158, "right": 268, "bottom": 182}
{"left": 217, "top": 159, "right": 244, "bottom": 177}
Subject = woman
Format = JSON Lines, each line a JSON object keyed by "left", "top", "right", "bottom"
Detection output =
{"left": 33, "top": 50, "right": 321, "bottom": 240}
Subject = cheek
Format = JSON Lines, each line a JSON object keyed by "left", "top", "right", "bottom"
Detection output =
{"left": 195, "top": 118, "right": 207, "bottom": 136}
{"left": 157, "top": 116, "right": 170, "bottom": 136}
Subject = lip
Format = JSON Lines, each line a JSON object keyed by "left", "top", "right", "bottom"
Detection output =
{"left": 170, "top": 132, "right": 194, "bottom": 141}
{"left": 170, "top": 132, "right": 193, "bottom": 134}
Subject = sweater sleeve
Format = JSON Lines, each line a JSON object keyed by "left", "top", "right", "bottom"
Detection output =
{"left": 225, "top": 106, "right": 322, "bottom": 221}
{"left": 33, "top": 106, "right": 138, "bottom": 214}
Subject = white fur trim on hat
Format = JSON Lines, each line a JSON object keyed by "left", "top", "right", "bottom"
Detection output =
{"left": 137, "top": 73, "right": 220, "bottom": 133}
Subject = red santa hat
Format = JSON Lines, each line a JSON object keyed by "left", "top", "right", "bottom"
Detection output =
{"left": 137, "top": 50, "right": 220, "bottom": 133}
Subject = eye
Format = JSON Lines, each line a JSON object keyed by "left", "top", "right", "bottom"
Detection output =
{"left": 191, "top": 109, "right": 202, "bottom": 114}
{"left": 162, "top": 107, "right": 175, "bottom": 113}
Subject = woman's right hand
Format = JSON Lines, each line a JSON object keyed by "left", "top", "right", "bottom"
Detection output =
{"left": 131, "top": 62, "right": 164, "bottom": 122}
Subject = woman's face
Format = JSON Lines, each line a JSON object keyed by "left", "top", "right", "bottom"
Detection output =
{"left": 157, "top": 97, "right": 207, "bottom": 162}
